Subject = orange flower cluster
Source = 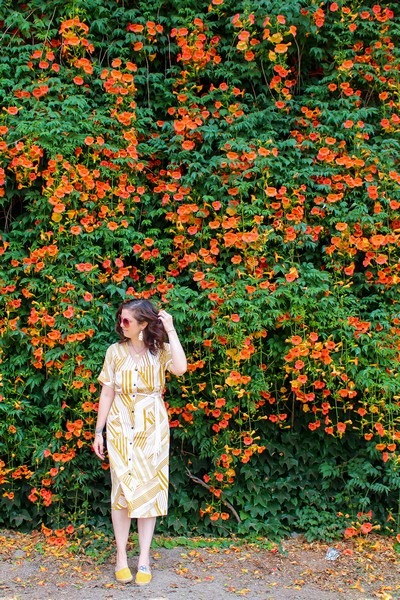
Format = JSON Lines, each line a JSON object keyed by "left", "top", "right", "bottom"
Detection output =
{"left": 171, "top": 20, "right": 221, "bottom": 69}
{"left": 199, "top": 504, "right": 230, "bottom": 522}
{"left": 1, "top": 139, "right": 43, "bottom": 189}
{"left": 41, "top": 522, "right": 75, "bottom": 547}
{"left": 0, "top": 460, "right": 10, "bottom": 486}
{"left": 343, "top": 511, "right": 377, "bottom": 538}
{"left": 59, "top": 17, "right": 94, "bottom": 56}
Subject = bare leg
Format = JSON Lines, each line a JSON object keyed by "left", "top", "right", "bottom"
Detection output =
{"left": 137, "top": 517, "right": 156, "bottom": 569}
{"left": 112, "top": 508, "right": 131, "bottom": 570}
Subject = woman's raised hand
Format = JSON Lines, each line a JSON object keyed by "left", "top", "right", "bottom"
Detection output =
{"left": 158, "top": 309, "right": 175, "bottom": 333}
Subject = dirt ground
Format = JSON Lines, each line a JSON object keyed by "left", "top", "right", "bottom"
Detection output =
{"left": 0, "top": 530, "right": 399, "bottom": 600}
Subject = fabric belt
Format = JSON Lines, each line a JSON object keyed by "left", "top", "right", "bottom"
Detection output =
{"left": 152, "top": 394, "right": 162, "bottom": 467}
{"left": 136, "top": 391, "right": 163, "bottom": 466}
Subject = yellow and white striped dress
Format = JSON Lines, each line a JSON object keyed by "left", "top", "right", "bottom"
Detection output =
{"left": 98, "top": 341, "right": 172, "bottom": 518}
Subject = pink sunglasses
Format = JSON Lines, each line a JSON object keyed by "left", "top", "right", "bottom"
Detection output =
{"left": 120, "top": 316, "right": 133, "bottom": 329}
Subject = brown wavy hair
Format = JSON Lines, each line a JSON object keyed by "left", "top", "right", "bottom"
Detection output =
{"left": 115, "top": 299, "right": 166, "bottom": 355}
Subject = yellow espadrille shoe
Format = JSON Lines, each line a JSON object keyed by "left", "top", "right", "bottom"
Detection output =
{"left": 135, "top": 565, "right": 152, "bottom": 586}
{"left": 115, "top": 567, "right": 133, "bottom": 583}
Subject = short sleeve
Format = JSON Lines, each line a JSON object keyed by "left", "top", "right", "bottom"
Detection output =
{"left": 160, "top": 342, "right": 173, "bottom": 373}
{"left": 98, "top": 345, "right": 115, "bottom": 389}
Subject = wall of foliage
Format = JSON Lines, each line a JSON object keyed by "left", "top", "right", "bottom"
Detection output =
{"left": 0, "top": 0, "right": 399, "bottom": 542}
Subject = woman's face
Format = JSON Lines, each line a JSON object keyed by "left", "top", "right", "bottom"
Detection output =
{"left": 119, "top": 309, "right": 146, "bottom": 340}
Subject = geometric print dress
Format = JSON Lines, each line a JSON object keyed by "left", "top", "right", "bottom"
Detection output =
{"left": 97, "top": 341, "right": 172, "bottom": 518}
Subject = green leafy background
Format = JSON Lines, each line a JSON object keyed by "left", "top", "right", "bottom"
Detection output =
{"left": 0, "top": 0, "right": 399, "bottom": 541}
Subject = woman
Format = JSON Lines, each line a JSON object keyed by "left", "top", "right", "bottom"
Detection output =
{"left": 93, "top": 299, "right": 187, "bottom": 586}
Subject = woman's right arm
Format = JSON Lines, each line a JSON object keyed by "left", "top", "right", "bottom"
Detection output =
{"left": 93, "top": 384, "right": 115, "bottom": 460}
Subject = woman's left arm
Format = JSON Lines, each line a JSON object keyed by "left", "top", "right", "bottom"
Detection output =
{"left": 158, "top": 310, "right": 187, "bottom": 376}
